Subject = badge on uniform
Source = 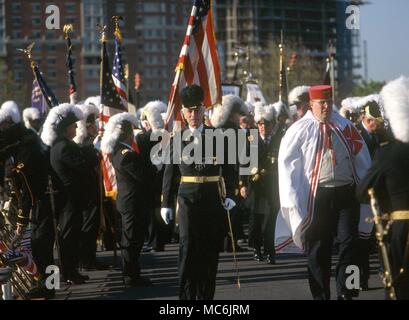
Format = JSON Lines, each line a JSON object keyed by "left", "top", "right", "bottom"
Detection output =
{"left": 271, "top": 157, "right": 276, "bottom": 164}
{"left": 122, "top": 149, "right": 131, "bottom": 155}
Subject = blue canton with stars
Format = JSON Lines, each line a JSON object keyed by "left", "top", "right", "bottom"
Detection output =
{"left": 192, "top": 0, "right": 210, "bottom": 34}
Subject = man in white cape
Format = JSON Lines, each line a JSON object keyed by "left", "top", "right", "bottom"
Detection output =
{"left": 275, "top": 85, "right": 373, "bottom": 300}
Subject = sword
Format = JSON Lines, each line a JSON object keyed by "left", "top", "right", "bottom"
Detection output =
{"left": 218, "top": 174, "right": 241, "bottom": 289}
{"left": 46, "top": 176, "right": 63, "bottom": 277}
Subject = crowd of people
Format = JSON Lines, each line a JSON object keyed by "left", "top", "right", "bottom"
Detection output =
{"left": 0, "top": 76, "right": 408, "bottom": 300}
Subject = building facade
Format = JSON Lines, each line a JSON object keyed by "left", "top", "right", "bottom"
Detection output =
{"left": 0, "top": 0, "right": 191, "bottom": 108}
{"left": 214, "top": 0, "right": 362, "bottom": 98}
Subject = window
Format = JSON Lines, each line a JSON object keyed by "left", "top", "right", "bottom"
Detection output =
{"left": 11, "top": 16, "right": 21, "bottom": 27}
{"left": 31, "top": 3, "right": 41, "bottom": 13}
{"left": 11, "top": 2, "right": 21, "bottom": 13}
{"left": 86, "top": 83, "right": 99, "bottom": 92}
{"left": 47, "top": 44, "right": 56, "bottom": 52}
{"left": 66, "top": 17, "right": 75, "bottom": 24}
{"left": 116, "top": 2, "right": 125, "bottom": 14}
{"left": 32, "top": 17, "right": 41, "bottom": 27}
{"left": 48, "top": 58, "right": 56, "bottom": 65}
{"left": 13, "top": 57, "right": 23, "bottom": 66}
{"left": 48, "top": 70, "right": 57, "bottom": 79}
{"left": 65, "top": 2, "right": 75, "bottom": 13}
{"left": 45, "top": 30, "right": 56, "bottom": 39}
{"left": 30, "top": 30, "right": 42, "bottom": 39}
{"left": 11, "top": 30, "right": 22, "bottom": 39}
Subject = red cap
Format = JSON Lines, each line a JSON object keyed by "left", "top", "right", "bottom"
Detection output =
{"left": 309, "top": 85, "right": 333, "bottom": 100}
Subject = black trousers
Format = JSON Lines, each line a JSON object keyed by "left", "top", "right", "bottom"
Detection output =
{"left": 357, "top": 238, "right": 371, "bottom": 283}
{"left": 248, "top": 210, "right": 277, "bottom": 256}
{"left": 177, "top": 194, "right": 225, "bottom": 300}
{"left": 120, "top": 209, "right": 148, "bottom": 279}
{"left": 80, "top": 200, "right": 100, "bottom": 267}
{"left": 31, "top": 198, "right": 55, "bottom": 280}
{"left": 389, "top": 220, "right": 409, "bottom": 300}
{"left": 58, "top": 193, "right": 83, "bottom": 278}
{"left": 305, "top": 184, "right": 360, "bottom": 300}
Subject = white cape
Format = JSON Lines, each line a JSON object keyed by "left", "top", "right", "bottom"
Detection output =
{"left": 275, "top": 110, "right": 373, "bottom": 252}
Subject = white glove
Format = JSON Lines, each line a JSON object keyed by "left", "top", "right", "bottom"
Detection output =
{"left": 160, "top": 208, "right": 173, "bottom": 225}
{"left": 223, "top": 198, "right": 236, "bottom": 211}
{"left": 93, "top": 135, "right": 101, "bottom": 150}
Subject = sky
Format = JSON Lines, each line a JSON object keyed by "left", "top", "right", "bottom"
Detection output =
{"left": 360, "top": 0, "right": 409, "bottom": 82}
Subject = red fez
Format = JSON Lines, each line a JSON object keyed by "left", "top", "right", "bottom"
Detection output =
{"left": 309, "top": 85, "right": 333, "bottom": 100}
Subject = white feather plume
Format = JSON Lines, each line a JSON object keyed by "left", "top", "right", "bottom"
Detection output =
{"left": 74, "top": 103, "right": 99, "bottom": 144}
{"left": 84, "top": 96, "right": 101, "bottom": 108}
{"left": 100, "top": 112, "right": 138, "bottom": 154}
{"left": 211, "top": 95, "right": 247, "bottom": 128}
{"left": 0, "top": 101, "right": 21, "bottom": 124}
{"left": 140, "top": 100, "right": 167, "bottom": 131}
{"left": 254, "top": 104, "right": 276, "bottom": 123}
{"left": 41, "top": 103, "right": 83, "bottom": 146}
{"left": 288, "top": 85, "right": 310, "bottom": 106}
{"left": 380, "top": 76, "right": 409, "bottom": 143}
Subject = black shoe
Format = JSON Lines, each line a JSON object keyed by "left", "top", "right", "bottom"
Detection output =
{"left": 28, "top": 287, "right": 55, "bottom": 299}
{"left": 266, "top": 255, "right": 276, "bottom": 265}
{"left": 64, "top": 272, "right": 88, "bottom": 284}
{"left": 142, "top": 246, "right": 153, "bottom": 253}
{"left": 360, "top": 281, "right": 369, "bottom": 291}
{"left": 337, "top": 294, "right": 353, "bottom": 300}
{"left": 253, "top": 250, "right": 263, "bottom": 262}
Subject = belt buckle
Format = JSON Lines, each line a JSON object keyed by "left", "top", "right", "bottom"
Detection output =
{"left": 195, "top": 176, "right": 204, "bottom": 183}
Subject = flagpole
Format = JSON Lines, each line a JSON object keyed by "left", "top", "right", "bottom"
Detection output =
{"left": 63, "top": 24, "right": 77, "bottom": 104}
{"left": 165, "top": 4, "right": 199, "bottom": 129}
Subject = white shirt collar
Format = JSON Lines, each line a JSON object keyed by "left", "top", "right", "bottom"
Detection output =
{"left": 189, "top": 124, "right": 204, "bottom": 134}
{"left": 361, "top": 121, "right": 372, "bottom": 135}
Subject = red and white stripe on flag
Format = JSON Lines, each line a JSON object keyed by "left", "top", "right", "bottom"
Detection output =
{"left": 165, "top": 1, "right": 221, "bottom": 129}
{"left": 100, "top": 106, "right": 123, "bottom": 199}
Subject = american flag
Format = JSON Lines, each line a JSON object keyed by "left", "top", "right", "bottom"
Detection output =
{"left": 66, "top": 35, "right": 77, "bottom": 104}
{"left": 165, "top": 0, "right": 222, "bottom": 130}
{"left": 31, "top": 79, "right": 47, "bottom": 116}
{"left": 112, "top": 26, "right": 128, "bottom": 110}
{"left": 33, "top": 64, "right": 59, "bottom": 109}
{"left": 100, "top": 40, "right": 124, "bottom": 123}
{"left": 99, "top": 34, "right": 126, "bottom": 198}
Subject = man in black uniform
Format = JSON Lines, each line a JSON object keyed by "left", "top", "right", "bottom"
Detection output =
{"left": 356, "top": 76, "right": 409, "bottom": 300}
{"left": 210, "top": 94, "right": 248, "bottom": 252}
{"left": 0, "top": 101, "right": 53, "bottom": 298}
{"left": 74, "top": 103, "right": 101, "bottom": 270}
{"left": 161, "top": 85, "right": 236, "bottom": 300}
{"left": 101, "top": 112, "right": 152, "bottom": 286}
{"left": 355, "top": 99, "right": 384, "bottom": 290}
{"left": 41, "top": 103, "right": 89, "bottom": 284}
{"left": 137, "top": 101, "right": 170, "bottom": 252}
{"left": 356, "top": 100, "right": 384, "bottom": 159}
{"left": 240, "top": 103, "right": 280, "bottom": 264}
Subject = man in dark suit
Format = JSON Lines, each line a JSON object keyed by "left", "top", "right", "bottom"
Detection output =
{"left": 42, "top": 103, "right": 89, "bottom": 284}
{"left": 240, "top": 103, "right": 280, "bottom": 264}
{"left": 102, "top": 113, "right": 152, "bottom": 286}
{"left": 0, "top": 102, "right": 54, "bottom": 298}
{"left": 355, "top": 100, "right": 384, "bottom": 290}
{"left": 356, "top": 76, "right": 409, "bottom": 300}
{"left": 161, "top": 85, "right": 236, "bottom": 300}
{"left": 356, "top": 101, "right": 384, "bottom": 159}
